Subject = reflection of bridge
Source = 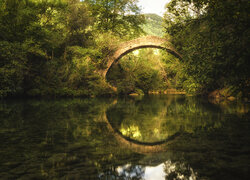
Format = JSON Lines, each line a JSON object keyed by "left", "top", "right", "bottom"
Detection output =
{"left": 103, "top": 100, "right": 181, "bottom": 154}
{"left": 99, "top": 36, "right": 182, "bottom": 77}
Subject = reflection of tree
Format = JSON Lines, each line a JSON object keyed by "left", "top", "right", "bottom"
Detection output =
{"left": 99, "top": 164, "right": 145, "bottom": 180}
{"left": 163, "top": 160, "right": 197, "bottom": 180}
{"left": 0, "top": 98, "right": 126, "bottom": 179}
{"left": 0, "top": 97, "right": 249, "bottom": 179}
{"left": 120, "top": 125, "right": 142, "bottom": 139}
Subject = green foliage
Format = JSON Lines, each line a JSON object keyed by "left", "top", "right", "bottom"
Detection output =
{"left": 0, "top": 0, "right": 145, "bottom": 98}
{"left": 65, "top": 46, "right": 97, "bottom": 88}
{"left": 141, "top": 13, "right": 164, "bottom": 37}
{"left": 0, "top": 41, "right": 27, "bottom": 97}
{"left": 85, "top": 0, "right": 145, "bottom": 38}
{"left": 161, "top": 51, "right": 186, "bottom": 90}
{"left": 92, "top": 32, "right": 121, "bottom": 69}
{"left": 135, "top": 67, "right": 160, "bottom": 94}
{"left": 117, "top": 75, "right": 136, "bottom": 95}
{"left": 163, "top": 0, "right": 250, "bottom": 96}
{"left": 108, "top": 49, "right": 167, "bottom": 95}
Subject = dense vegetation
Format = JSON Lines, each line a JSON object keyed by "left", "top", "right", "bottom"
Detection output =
{"left": 163, "top": 0, "right": 250, "bottom": 98}
{"left": 0, "top": 0, "right": 144, "bottom": 98}
{"left": 0, "top": 0, "right": 249, "bottom": 99}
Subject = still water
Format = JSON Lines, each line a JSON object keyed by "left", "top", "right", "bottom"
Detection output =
{"left": 0, "top": 95, "right": 249, "bottom": 180}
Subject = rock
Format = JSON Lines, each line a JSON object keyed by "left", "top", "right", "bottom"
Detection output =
{"left": 227, "top": 96, "right": 236, "bottom": 101}
{"left": 129, "top": 93, "right": 139, "bottom": 96}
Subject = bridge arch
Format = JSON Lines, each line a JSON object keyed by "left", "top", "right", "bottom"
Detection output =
{"left": 100, "top": 36, "right": 182, "bottom": 77}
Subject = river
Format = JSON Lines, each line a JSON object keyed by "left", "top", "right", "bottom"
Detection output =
{"left": 0, "top": 95, "right": 249, "bottom": 179}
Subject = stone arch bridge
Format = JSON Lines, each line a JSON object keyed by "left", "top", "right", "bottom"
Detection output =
{"left": 99, "top": 35, "right": 182, "bottom": 77}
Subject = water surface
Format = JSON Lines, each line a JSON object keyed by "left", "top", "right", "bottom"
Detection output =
{"left": 0, "top": 95, "right": 249, "bottom": 179}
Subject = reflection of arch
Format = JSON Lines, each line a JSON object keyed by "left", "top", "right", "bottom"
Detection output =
{"left": 100, "top": 36, "right": 182, "bottom": 77}
{"left": 103, "top": 100, "right": 181, "bottom": 154}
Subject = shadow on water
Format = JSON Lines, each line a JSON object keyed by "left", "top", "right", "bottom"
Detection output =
{"left": 0, "top": 95, "right": 249, "bottom": 179}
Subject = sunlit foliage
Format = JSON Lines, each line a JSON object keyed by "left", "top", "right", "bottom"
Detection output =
{"left": 107, "top": 48, "right": 167, "bottom": 94}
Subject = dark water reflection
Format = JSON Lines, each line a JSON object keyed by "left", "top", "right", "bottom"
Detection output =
{"left": 0, "top": 95, "right": 249, "bottom": 180}
{"left": 107, "top": 95, "right": 225, "bottom": 143}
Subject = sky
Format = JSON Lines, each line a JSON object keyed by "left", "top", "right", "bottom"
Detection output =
{"left": 138, "top": 0, "right": 171, "bottom": 17}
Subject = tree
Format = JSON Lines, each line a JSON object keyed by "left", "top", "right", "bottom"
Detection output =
{"left": 64, "top": 0, "right": 92, "bottom": 46}
{"left": 85, "top": 0, "right": 145, "bottom": 38}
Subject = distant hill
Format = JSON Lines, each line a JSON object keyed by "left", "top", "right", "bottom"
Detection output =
{"left": 141, "top": 13, "right": 164, "bottom": 37}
